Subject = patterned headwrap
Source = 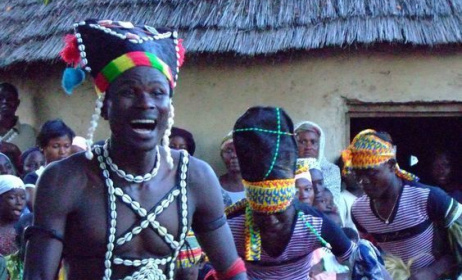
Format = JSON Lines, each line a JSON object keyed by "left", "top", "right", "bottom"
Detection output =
{"left": 295, "top": 158, "right": 312, "bottom": 182}
{"left": 232, "top": 106, "right": 297, "bottom": 261}
{"left": 233, "top": 107, "right": 297, "bottom": 214}
{"left": 342, "top": 129, "right": 418, "bottom": 182}
{"left": 220, "top": 131, "right": 233, "bottom": 151}
{"left": 60, "top": 19, "right": 185, "bottom": 162}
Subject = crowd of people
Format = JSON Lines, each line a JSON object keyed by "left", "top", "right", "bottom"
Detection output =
{"left": 0, "top": 18, "right": 460, "bottom": 280}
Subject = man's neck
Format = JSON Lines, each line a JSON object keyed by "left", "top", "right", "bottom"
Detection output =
{"left": 377, "top": 177, "right": 403, "bottom": 203}
{"left": 221, "top": 172, "right": 244, "bottom": 192}
{"left": 107, "top": 140, "right": 160, "bottom": 175}
{"left": 0, "top": 116, "right": 17, "bottom": 134}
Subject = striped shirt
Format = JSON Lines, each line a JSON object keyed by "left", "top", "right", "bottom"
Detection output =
{"left": 228, "top": 202, "right": 353, "bottom": 279}
{"left": 352, "top": 183, "right": 452, "bottom": 272}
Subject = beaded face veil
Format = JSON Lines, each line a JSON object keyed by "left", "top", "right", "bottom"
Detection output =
{"left": 60, "top": 19, "right": 185, "bottom": 166}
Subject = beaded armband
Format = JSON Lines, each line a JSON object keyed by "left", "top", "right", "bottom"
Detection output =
{"left": 23, "top": 225, "right": 64, "bottom": 242}
{"left": 193, "top": 214, "right": 227, "bottom": 233}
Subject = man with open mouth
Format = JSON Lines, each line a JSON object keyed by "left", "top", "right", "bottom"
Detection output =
{"left": 24, "top": 19, "right": 246, "bottom": 280}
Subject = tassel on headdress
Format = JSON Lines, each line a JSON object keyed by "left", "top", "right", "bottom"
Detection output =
{"left": 60, "top": 34, "right": 86, "bottom": 95}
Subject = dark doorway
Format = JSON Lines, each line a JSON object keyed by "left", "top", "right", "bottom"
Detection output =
{"left": 350, "top": 117, "right": 462, "bottom": 184}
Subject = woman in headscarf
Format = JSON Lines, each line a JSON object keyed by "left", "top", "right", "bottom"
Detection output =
{"left": 295, "top": 121, "right": 341, "bottom": 206}
{"left": 0, "top": 175, "right": 26, "bottom": 256}
{"left": 219, "top": 131, "right": 244, "bottom": 205}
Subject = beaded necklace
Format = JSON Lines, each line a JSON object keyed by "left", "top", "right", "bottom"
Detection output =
{"left": 95, "top": 145, "right": 190, "bottom": 280}
{"left": 103, "top": 140, "right": 161, "bottom": 183}
{"left": 0, "top": 128, "right": 18, "bottom": 143}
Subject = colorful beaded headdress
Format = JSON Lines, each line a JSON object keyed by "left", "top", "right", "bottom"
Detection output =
{"left": 233, "top": 106, "right": 297, "bottom": 261}
{"left": 60, "top": 19, "right": 185, "bottom": 161}
{"left": 342, "top": 129, "right": 418, "bottom": 182}
{"left": 233, "top": 107, "right": 297, "bottom": 214}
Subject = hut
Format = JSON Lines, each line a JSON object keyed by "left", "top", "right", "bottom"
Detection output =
{"left": 1, "top": 0, "right": 462, "bottom": 175}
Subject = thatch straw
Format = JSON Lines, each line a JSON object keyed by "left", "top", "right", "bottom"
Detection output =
{"left": 0, "top": 0, "right": 461, "bottom": 68}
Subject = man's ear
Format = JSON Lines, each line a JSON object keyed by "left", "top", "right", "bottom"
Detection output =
{"left": 387, "top": 159, "right": 397, "bottom": 172}
{"left": 14, "top": 99, "right": 20, "bottom": 112}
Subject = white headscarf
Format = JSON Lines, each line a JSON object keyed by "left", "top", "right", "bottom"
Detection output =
{"left": 295, "top": 121, "right": 341, "bottom": 205}
{"left": 0, "top": 175, "right": 25, "bottom": 196}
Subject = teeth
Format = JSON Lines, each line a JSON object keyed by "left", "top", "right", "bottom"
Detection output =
{"left": 131, "top": 119, "right": 156, "bottom": 124}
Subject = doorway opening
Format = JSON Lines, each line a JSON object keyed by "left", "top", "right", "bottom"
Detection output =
{"left": 347, "top": 101, "right": 462, "bottom": 184}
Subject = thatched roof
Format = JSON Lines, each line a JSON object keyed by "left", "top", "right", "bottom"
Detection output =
{"left": 1, "top": 0, "right": 462, "bottom": 68}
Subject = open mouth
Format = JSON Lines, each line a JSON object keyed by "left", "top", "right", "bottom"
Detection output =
{"left": 130, "top": 119, "right": 157, "bottom": 134}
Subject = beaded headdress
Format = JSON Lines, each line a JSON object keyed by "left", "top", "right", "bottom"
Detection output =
{"left": 233, "top": 107, "right": 297, "bottom": 214}
{"left": 232, "top": 106, "right": 297, "bottom": 261}
{"left": 60, "top": 19, "right": 185, "bottom": 162}
{"left": 342, "top": 129, "right": 418, "bottom": 182}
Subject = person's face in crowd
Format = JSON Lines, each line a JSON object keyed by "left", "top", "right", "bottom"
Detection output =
{"left": 0, "top": 88, "right": 19, "bottom": 121}
{"left": 314, "top": 190, "right": 336, "bottom": 213}
{"left": 23, "top": 150, "right": 46, "bottom": 174}
{"left": 253, "top": 206, "right": 294, "bottom": 236}
{"left": 103, "top": 67, "right": 171, "bottom": 151}
{"left": 431, "top": 153, "right": 451, "bottom": 187}
{"left": 169, "top": 135, "right": 188, "bottom": 151}
{"left": 310, "top": 169, "right": 325, "bottom": 199}
{"left": 0, "top": 154, "right": 16, "bottom": 175}
{"left": 42, "top": 135, "right": 72, "bottom": 163}
{"left": 0, "top": 188, "right": 26, "bottom": 222}
{"left": 296, "top": 178, "right": 314, "bottom": 206}
{"left": 221, "top": 141, "right": 240, "bottom": 173}
{"left": 297, "top": 130, "right": 320, "bottom": 158}
{"left": 354, "top": 161, "right": 395, "bottom": 199}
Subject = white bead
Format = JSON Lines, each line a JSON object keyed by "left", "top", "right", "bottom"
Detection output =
{"left": 131, "top": 201, "right": 140, "bottom": 210}
{"left": 114, "top": 258, "right": 123, "bottom": 265}
{"left": 123, "top": 259, "right": 133, "bottom": 266}
{"left": 138, "top": 208, "right": 147, "bottom": 216}
{"left": 122, "top": 194, "right": 132, "bottom": 203}
{"left": 133, "top": 226, "right": 142, "bottom": 234}
{"left": 126, "top": 232, "right": 133, "bottom": 242}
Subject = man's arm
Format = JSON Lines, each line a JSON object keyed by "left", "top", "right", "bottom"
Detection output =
{"left": 188, "top": 158, "right": 246, "bottom": 279}
{"left": 24, "top": 160, "right": 80, "bottom": 280}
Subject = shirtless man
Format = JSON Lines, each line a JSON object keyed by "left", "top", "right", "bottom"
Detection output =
{"left": 24, "top": 19, "right": 246, "bottom": 280}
